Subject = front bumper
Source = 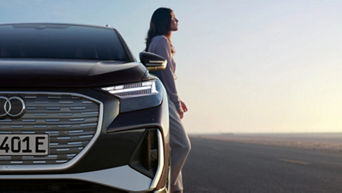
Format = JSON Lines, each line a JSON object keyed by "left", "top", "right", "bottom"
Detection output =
{"left": 0, "top": 80, "right": 170, "bottom": 193}
{"left": 0, "top": 129, "right": 164, "bottom": 192}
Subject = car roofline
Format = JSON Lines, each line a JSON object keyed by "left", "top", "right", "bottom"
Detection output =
{"left": 0, "top": 22, "right": 116, "bottom": 30}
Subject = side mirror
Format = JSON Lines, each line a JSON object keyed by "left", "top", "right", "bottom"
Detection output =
{"left": 139, "top": 52, "right": 167, "bottom": 71}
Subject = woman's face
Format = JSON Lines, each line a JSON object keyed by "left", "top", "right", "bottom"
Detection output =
{"left": 170, "top": 11, "right": 178, "bottom": 31}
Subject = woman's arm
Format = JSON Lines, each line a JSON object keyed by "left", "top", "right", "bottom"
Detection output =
{"left": 148, "top": 36, "right": 182, "bottom": 113}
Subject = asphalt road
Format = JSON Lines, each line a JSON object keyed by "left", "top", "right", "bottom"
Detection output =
{"left": 182, "top": 137, "right": 342, "bottom": 193}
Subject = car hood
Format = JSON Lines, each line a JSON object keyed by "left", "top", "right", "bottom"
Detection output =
{"left": 0, "top": 59, "right": 148, "bottom": 88}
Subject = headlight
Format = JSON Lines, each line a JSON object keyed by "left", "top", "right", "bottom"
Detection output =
{"left": 102, "top": 79, "right": 164, "bottom": 113}
{"left": 102, "top": 80, "right": 158, "bottom": 98}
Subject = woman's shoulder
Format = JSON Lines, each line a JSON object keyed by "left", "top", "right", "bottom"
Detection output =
{"left": 150, "top": 35, "right": 169, "bottom": 45}
{"left": 152, "top": 35, "right": 168, "bottom": 41}
{"left": 148, "top": 35, "right": 170, "bottom": 53}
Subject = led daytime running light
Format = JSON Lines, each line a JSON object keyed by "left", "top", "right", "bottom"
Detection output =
{"left": 102, "top": 80, "right": 158, "bottom": 98}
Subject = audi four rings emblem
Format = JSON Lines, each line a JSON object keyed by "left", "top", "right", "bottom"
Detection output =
{"left": 0, "top": 96, "right": 26, "bottom": 118}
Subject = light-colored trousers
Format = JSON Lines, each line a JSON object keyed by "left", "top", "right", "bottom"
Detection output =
{"left": 168, "top": 101, "right": 191, "bottom": 193}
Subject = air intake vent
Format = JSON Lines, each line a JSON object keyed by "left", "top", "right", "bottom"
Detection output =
{"left": 129, "top": 128, "right": 159, "bottom": 178}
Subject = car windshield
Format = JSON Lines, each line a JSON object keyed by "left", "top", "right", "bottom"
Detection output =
{"left": 0, "top": 24, "right": 129, "bottom": 61}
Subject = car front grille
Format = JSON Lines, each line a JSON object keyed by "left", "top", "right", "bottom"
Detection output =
{"left": 0, "top": 92, "right": 101, "bottom": 169}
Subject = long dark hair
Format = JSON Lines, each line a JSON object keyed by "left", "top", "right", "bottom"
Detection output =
{"left": 145, "top": 7, "right": 174, "bottom": 53}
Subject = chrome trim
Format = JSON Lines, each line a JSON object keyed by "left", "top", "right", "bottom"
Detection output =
{"left": 0, "top": 96, "right": 26, "bottom": 118}
{"left": 0, "top": 91, "right": 103, "bottom": 172}
{"left": 0, "top": 165, "right": 152, "bottom": 192}
{"left": 8, "top": 96, "right": 26, "bottom": 117}
{"left": 150, "top": 129, "right": 165, "bottom": 189}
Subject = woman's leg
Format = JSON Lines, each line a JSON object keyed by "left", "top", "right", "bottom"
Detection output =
{"left": 169, "top": 101, "right": 191, "bottom": 193}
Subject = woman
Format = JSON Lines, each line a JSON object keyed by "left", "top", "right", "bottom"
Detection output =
{"left": 146, "top": 8, "right": 191, "bottom": 193}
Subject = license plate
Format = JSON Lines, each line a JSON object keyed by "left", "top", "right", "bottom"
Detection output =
{"left": 0, "top": 135, "right": 48, "bottom": 155}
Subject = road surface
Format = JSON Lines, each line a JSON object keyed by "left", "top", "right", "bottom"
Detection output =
{"left": 182, "top": 136, "right": 342, "bottom": 193}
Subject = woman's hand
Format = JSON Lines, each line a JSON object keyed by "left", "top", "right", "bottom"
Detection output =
{"left": 181, "top": 101, "right": 188, "bottom": 112}
{"left": 177, "top": 101, "right": 188, "bottom": 119}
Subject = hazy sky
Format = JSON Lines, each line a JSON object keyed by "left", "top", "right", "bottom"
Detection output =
{"left": 1, "top": 0, "right": 341, "bottom": 133}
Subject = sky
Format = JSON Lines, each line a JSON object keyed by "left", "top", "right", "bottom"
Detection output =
{"left": 1, "top": 0, "right": 342, "bottom": 133}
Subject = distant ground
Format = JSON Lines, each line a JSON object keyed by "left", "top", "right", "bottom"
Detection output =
{"left": 183, "top": 135, "right": 342, "bottom": 193}
{"left": 192, "top": 133, "right": 342, "bottom": 152}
